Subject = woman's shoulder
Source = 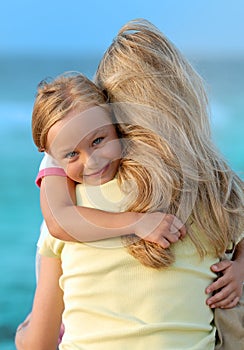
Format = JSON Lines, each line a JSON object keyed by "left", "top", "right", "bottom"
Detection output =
{"left": 76, "top": 178, "right": 125, "bottom": 212}
{"left": 39, "top": 232, "right": 65, "bottom": 258}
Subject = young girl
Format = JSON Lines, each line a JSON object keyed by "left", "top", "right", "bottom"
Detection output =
{"left": 34, "top": 99, "right": 186, "bottom": 266}
{"left": 16, "top": 20, "right": 244, "bottom": 350}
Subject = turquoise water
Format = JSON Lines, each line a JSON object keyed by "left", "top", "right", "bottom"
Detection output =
{"left": 0, "top": 54, "right": 243, "bottom": 349}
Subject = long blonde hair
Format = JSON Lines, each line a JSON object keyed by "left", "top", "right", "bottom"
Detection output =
{"left": 95, "top": 19, "right": 244, "bottom": 268}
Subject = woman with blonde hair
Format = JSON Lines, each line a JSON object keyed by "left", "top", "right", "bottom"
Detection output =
{"left": 16, "top": 19, "right": 244, "bottom": 350}
{"left": 94, "top": 17, "right": 244, "bottom": 296}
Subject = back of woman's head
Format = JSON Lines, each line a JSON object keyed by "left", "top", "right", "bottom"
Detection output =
{"left": 32, "top": 73, "right": 107, "bottom": 151}
{"left": 96, "top": 18, "right": 210, "bottom": 137}
{"left": 96, "top": 19, "right": 244, "bottom": 269}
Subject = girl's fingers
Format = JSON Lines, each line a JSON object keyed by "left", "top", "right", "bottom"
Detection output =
{"left": 159, "top": 238, "right": 171, "bottom": 249}
{"left": 170, "top": 218, "right": 186, "bottom": 238}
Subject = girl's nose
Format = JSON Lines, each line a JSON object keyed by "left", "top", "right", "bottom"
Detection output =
{"left": 81, "top": 150, "right": 99, "bottom": 169}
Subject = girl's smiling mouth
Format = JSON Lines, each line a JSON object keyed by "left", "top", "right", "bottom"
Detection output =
{"left": 83, "top": 163, "right": 110, "bottom": 178}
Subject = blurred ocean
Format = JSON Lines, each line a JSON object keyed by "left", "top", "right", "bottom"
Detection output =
{"left": 0, "top": 54, "right": 243, "bottom": 349}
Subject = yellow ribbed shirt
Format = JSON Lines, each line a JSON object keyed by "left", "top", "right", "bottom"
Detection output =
{"left": 40, "top": 178, "right": 217, "bottom": 349}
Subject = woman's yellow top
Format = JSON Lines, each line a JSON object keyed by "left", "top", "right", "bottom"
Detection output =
{"left": 40, "top": 178, "right": 217, "bottom": 349}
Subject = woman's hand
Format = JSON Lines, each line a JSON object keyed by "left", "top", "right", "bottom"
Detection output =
{"left": 206, "top": 259, "right": 244, "bottom": 309}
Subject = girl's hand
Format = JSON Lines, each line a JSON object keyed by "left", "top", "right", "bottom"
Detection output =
{"left": 134, "top": 212, "right": 186, "bottom": 248}
{"left": 206, "top": 259, "right": 244, "bottom": 309}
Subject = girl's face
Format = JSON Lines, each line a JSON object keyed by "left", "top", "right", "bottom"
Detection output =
{"left": 46, "top": 106, "right": 122, "bottom": 186}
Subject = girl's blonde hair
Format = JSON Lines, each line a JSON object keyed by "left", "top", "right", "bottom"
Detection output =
{"left": 95, "top": 19, "right": 244, "bottom": 268}
{"left": 32, "top": 73, "right": 108, "bottom": 151}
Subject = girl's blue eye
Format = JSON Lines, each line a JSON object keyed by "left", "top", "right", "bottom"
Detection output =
{"left": 92, "top": 137, "right": 104, "bottom": 146}
{"left": 65, "top": 151, "right": 78, "bottom": 159}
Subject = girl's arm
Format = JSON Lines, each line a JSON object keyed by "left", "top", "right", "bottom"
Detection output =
{"left": 15, "top": 255, "right": 64, "bottom": 350}
{"left": 40, "top": 175, "right": 186, "bottom": 246}
{"left": 206, "top": 237, "right": 244, "bottom": 309}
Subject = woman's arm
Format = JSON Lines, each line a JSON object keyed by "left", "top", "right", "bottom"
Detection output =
{"left": 40, "top": 175, "right": 186, "bottom": 245}
{"left": 15, "top": 255, "right": 64, "bottom": 350}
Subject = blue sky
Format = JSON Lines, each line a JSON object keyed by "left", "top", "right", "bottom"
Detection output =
{"left": 1, "top": 0, "right": 244, "bottom": 57}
